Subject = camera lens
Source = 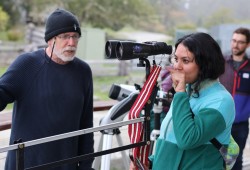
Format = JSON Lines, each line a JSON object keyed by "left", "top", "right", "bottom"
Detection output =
{"left": 105, "top": 40, "right": 119, "bottom": 59}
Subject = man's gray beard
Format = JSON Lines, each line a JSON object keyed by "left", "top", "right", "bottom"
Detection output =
{"left": 54, "top": 48, "right": 76, "bottom": 62}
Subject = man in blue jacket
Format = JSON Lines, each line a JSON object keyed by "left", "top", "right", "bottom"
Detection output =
{"left": 220, "top": 27, "right": 250, "bottom": 170}
{"left": 1, "top": 8, "right": 94, "bottom": 170}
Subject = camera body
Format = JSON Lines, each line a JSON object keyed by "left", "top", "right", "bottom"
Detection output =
{"left": 99, "top": 86, "right": 139, "bottom": 128}
{"left": 109, "top": 84, "right": 172, "bottom": 106}
{"left": 109, "top": 84, "right": 138, "bottom": 101}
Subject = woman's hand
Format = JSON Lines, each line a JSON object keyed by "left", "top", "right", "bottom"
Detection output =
{"left": 166, "top": 66, "right": 186, "bottom": 92}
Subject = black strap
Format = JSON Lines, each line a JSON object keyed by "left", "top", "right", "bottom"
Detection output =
{"left": 211, "top": 138, "right": 226, "bottom": 168}
{"left": 210, "top": 138, "right": 222, "bottom": 150}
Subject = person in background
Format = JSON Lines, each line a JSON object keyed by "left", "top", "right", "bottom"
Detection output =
{"left": 0, "top": 8, "right": 94, "bottom": 170}
{"left": 160, "top": 68, "right": 175, "bottom": 111}
{"left": 141, "top": 32, "right": 235, "bottom": 170}
{"left": 220, "top": 27, "right": 250, "bottom": 170}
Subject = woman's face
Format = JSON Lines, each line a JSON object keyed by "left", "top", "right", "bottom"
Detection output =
{"left": 173, "top": 43, "right": 199, "bottom": 84}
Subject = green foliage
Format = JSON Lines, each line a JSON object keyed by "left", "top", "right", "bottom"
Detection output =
{"left": 176, "top": 23, "right": 196, "bottom": 30}
{"left": 0, "top": 31, "right": 8, "bottom": 40}
{"left": 0, "top": 6, "right": 9, "bottom": 31}
{"left": 1, "top": 0, "right": 250, "bottom": 47}
{"left": 0, "top": 1, "right": 19, "bottom": 26}
{"left": 0, "top": 66, "right": 13, "bottom": 110}
{"left": 67, "top": 0, "right": 158, "bottom": 31}
{"left": 7, "top": 29, "right": 24, "bottom": 41}
{"left": 0, "top": 66, "right": 7, "bottom": 75}
{"left": 1, "top": 0, "right": 164, "bottom": 33}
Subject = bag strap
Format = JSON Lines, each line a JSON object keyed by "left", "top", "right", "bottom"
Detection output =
{"left": 211, "top": 137, "right": 226, "bottom": 169}
{"left": 210, "top": 138, "right": 223, "bottom": 150}
{"left": 128, "top": 65, "right": 162, "bottom": 168}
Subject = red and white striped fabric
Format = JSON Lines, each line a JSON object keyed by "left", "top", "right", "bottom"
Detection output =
{"left": 128, "top": 65, "right": 161, "bottom": 168}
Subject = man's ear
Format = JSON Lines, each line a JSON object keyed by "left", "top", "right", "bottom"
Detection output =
{"left": 47, "top": 38, "right": 55, "bottom": 46}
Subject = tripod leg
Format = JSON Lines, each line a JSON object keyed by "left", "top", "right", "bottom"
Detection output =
{"left": 116, "top": 134, "right": 130, "bottom": 170}
{"left": 101, "top": 134, "right": 113, "bottom": 170}
{"left": 92, "top": 133, "right": 104, "bottom": 170}
{"left": 149, "top": 140, "right": 155, "bottom": 156}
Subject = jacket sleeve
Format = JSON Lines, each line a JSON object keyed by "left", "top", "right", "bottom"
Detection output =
{"left": 172, "top": 92, "right": 226, "bottom": 150}
{"left": 0, "top": 53, "right": 39, "bottom": 111}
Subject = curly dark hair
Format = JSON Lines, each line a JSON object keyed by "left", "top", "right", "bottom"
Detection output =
{"left": 175, "top": 32, "right": 225, "bottom": 97}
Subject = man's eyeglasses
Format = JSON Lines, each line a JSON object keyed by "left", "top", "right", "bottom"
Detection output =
{"left": 231, "top": 39, "right": 247, "bottom": 45}
{"left": 57, "top": 34, "right": 81, "bottom": 41}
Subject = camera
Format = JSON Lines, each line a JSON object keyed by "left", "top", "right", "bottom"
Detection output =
{"left": 109, "top": 83, "right": 172, "bottom": 107}
{"left": 109, "top": 84, "right": 138, "bottom": 101}
{"left": 99, "top": 84, "right": 139, "bottom": 126}
{"left": 105, "top": 40, "right": 173, "bottom": 60}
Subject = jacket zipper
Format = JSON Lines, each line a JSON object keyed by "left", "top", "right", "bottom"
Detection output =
{"left": 232, "top": 60, "right": 249, "bottom": 96}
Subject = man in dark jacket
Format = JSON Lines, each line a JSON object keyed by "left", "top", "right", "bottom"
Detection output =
{"left": 220, "top": 27, "right": 250, "bottom": 170}
{"left": 1, "top": 8, "right": 94, "bottom": 170}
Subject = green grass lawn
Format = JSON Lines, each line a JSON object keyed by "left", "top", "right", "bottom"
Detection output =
{"left": 0, "top": 66, "right": 13, "bottom": 110}
{"left": 0, "top": 32, "right": 8, "bottom": 41}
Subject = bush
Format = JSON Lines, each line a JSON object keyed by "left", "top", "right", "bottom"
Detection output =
{"left": 7, "top": 29, "right": 23, "bottom": 41}
{"left": 0, "top": 6, "right": 9, "bottom": 31}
